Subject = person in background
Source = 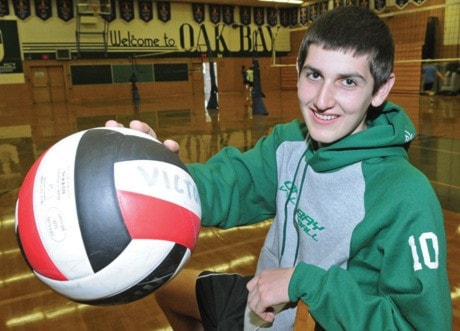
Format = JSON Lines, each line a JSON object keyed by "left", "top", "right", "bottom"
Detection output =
{"left": 422, "top": 62, "right": 445, "bottom": 98}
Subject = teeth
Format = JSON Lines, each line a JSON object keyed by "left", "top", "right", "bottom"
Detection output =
{"left": 314, "top": 111, "right": 338, "bottom": 121}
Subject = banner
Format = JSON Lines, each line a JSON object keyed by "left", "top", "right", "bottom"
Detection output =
{"left": 13, "top": 0, "right": 31, "bottom": 20}
{"left": 222, "top": 5, "right": 234, "bottom": 25}
{"left": 209, "top": 4, "right": 220, "bottom": 25}
{"left": 299, "top": 7, "right": 308, "bottom": 25}
{"left": 57, "top": 0, "right": 73, "bottom": 22}
{"left": 253, "top": 7, "right": 264, "bottom": 26}
{"left": 35, "top": 0, "right": 52, "bottom": 21}
{"left": 359, "top": 0, "right": 369, "bottom": 8}
{"left": 240, "top": 6, "right": 251, "bottom": 26}
{"left": 279, "top": 8, "right": 290, "bottom": 27}
{"left": 0, "top": 0, "right": 9, "bottom": 17}
{"left": 102, "top": 0, "right": 116, "bottom": 22}
{"left": 192, "top": 3, "right": 204, "bottom": 24}
{"left": 309, "top": 4, "right": 319, "bottom": 21}
{"left": 290, "top": 8, "right": 298, "bottom": 27}
{"left": 267, "top": 8, "right": 277, "bottom": 27}
{"left": 0, "top": 20, "right": 24, "bottom": 83}
{"left": 333, "top": 0, "right": 343, "bottom": 7}
{"left": 119, "top": 0, "right": 134, "bottom": 22}
{"left": 374, "top": 0, "right": 386, "bottom": 12}
{"left": 318, "top": 1, "right": 328, "bottom": 15}
{"left": 395, "top": 0, "right": 409, "bottom": 9}
{"left": 157, "top": 1, "right": 170, "bottom": 23}
{"left": 139, "top": 0, "right": 153, "bottom": 22}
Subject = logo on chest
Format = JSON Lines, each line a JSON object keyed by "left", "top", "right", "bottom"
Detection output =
{"left": 279, "top": 180, "right": 325, "bottom": 241}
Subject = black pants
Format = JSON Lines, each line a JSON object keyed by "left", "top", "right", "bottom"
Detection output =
{"left": 196, "top": 271, "right": 252, "bottom": 331}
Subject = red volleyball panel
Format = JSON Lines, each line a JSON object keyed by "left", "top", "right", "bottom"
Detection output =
{"left": 116, "top": 190, "right": 200, "bottom": 250}
{"left": 17, "top": 152, "right": 68, "bottom": 281}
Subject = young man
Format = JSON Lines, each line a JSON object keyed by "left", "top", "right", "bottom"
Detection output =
{"left": 107, "top": 6, "right": 452, "bottom": 330}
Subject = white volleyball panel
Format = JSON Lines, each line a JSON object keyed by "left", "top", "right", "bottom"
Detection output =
{"left": 114, "top": 160, "right": 201, "bottom": 218}
{"left": 32, "top": 130, "right": 94, "bottom": 279}
{"left": 35, "top": 239, "right": 185, "bottom": 301}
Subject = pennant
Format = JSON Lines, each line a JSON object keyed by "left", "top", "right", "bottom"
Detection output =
{"left": 222, "top": 5, "right": 234, "bottom": 25}
{"left": 395, "top": 0, "right": 408, "bottom": 8}
{"left": 192, "top": 3, "right": 204, "bottom": 23}
{"left": 157, "top": 1, "right": 170, "bottom": 23}
{"left": 333, "top": 0, "right": 344, "bottom": 7}
{"left": 318, "top": 1, "right": 328, "bottom": 15}
{"left": 253, "top": 7, "right": 264, "bottom": 26}
{"left": 13, "top": 0, "right": 31, "bottom": 20}
{"left": 359, "top": 0, "right": 369, "bottom": 8}
{"left": 102, "top": 0, "right": 116, "bottom": 22}
{"left": 299, "top": 7, "right": 308, "bottom": 25}
{"left": 209, "top": 4, "right": 220, "bottom": 25}
{"left": 267, "top": 8, "right": 277, "bottom": 27}
{"left": 290, "top": 8, "right": 298, "bottom": 27}
{"left": 139, "top": 0, "right": 153, "bottom": 22}
{"left": 57, "top": 0, "right": 73, "bottom": 22}
{"left": 100, "top": 0, "right": 110, "bottom": 14}
{"left": 35, "top": 0, "right": 51, "bottom": 21}
{"left": 239, "top": 6, "right": 251, "bottom": 26}
{"left": 374, "top": 0, "right": 386, "bottom": 12}
{"left": 120, "top": 0, "right": 134, "bottom": 22}
{"left": 279, "top": 8, "right": 290, "bottom": 27}
{"left": 309, "top": 4, "right": 318, "bottom": 21}
{"left": 0, "top": 0, "right": 10, "bottom": 17}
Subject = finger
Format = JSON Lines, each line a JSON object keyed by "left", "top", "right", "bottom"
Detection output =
{"left": 105, "top": 120, "right": 124, "bottom": 128}
{"left": 129, "top": 120, "right": 157, "bottom": 138}
{"left": 260, "top": 310, "right": 275, "bottom": 323}
{"left": 249, "top": 296, "right": 275, "bottom": 323}
{"left": 164, "top": 139, "right": 180, "bottom": 154}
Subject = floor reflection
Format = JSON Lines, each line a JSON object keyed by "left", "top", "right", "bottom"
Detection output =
{"left": 0, "top": 90, "right": 459, "bottom": 330}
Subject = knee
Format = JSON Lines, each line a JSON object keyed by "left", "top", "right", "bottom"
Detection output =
{"left": 154, "top": 284, "right": 172, "bottom": 309}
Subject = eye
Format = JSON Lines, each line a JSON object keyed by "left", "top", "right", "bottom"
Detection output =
{"left": 343, "top": 78, "right": 357, "bottom": 87}
{"left": 306, "top": 71, "right": 321, "bottom": 81}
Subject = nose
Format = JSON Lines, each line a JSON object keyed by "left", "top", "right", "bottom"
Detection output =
{"left": 314, "top": 81, "right": 336, "bottom": 111}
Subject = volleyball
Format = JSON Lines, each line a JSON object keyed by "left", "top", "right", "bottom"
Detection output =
{"left": 15, "top": 127, "right": 201, "bottom": 305}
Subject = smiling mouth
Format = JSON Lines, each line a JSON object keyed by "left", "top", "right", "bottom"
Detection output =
{"left": 313, "top": 110, "right": 339, "bottom": 121}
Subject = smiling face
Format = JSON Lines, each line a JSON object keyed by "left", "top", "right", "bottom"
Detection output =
{"left": 297, "top": 44, "right": 394, "bottom": 147}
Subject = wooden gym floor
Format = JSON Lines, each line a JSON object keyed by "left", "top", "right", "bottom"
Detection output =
{"left": 0, "top": 90, "right": 458, "bottom": 330}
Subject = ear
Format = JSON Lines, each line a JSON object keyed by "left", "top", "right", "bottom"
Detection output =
{"left": 371, "top": 73, "right": 395, "bottom": 107}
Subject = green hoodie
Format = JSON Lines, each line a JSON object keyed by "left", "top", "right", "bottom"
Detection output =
{"left": 187, "top": 101, "right": 452, "bottom": 330}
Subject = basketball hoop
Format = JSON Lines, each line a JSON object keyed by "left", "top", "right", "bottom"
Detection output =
{"left": 77, "top": 0, "right": 110, "bottom": 16}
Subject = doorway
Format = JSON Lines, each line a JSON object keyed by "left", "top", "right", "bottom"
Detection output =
{"left": 30, "top": 65, "right": 67, "bottom": 103}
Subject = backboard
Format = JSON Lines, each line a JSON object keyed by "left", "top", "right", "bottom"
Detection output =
{"left": 77, "top": 0, "right": 111, "bottom": 15}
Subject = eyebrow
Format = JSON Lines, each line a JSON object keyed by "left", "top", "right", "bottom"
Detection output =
{"left": 302, "top": 64, "right": 367, "bottom": 82}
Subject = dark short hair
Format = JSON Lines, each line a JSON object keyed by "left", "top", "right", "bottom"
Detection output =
{"left": 297, "top": 6, "right": 394, "bottom": 94}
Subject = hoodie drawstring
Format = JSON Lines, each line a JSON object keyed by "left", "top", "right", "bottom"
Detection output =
{"left": 280, "top": 148, "right": 308, "bottom": 262}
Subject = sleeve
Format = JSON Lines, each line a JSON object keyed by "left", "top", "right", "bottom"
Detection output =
{"left": 288, "top": 176, "right": 452, "bottom": 330}
{"left": 187, "top": 121, "right": 303, "bottom": 229}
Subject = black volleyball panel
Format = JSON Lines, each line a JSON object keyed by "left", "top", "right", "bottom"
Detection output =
{"left": 74, "top": 129, "right": 132, "bottom": 273}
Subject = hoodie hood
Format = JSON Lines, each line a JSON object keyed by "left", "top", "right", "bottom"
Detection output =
{"left": 307, "top": 101, "right": 416, "bottom": 172}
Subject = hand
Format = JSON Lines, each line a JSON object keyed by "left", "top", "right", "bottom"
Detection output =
{"left": 105, "top": 120, "right": 180, "bottom": 154}
{"left": 246, "top": 267, "right": 295, "bottom": 323}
